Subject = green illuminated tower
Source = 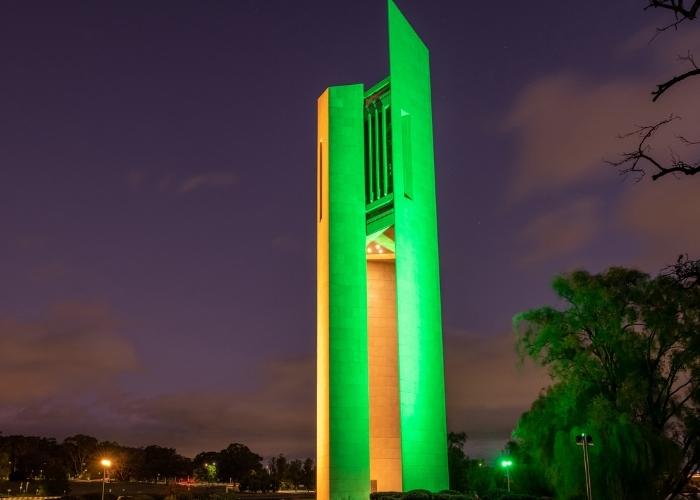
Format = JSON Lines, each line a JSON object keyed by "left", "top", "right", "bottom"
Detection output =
{"left": 316, "top": 2, "right": 448, "bottom": 500}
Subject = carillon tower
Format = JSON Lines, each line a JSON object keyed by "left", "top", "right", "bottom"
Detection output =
{"left": 316, "top": 2, "right": 448, "bottom": 500}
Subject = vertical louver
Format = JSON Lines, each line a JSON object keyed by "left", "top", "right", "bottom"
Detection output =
{"left": 364, "top": 87, "right": 393, "bottom": 208}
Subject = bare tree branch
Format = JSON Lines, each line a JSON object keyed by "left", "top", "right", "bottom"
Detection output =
{"left": 646, "top": 0, "right": 700, "bottom": 20}
{"left": 679, "top": 50, "right": 699, "bottom": 70}
{"left": 607, "top": 115, "right": 700, "bottom": 180}
{"left": 644, "top": 3, "right": 700, "bottom": 98}
{"left": 651, "top": 67, "right": 700, "bottom": 101}
{"left": 645, "top": 0, "right": 700, "bottom": 41}
{"left": 678, "top": 134, "right": 700, "bottom": 145}
{"left": 663, "top": 254, "right": 700, "bottom": 289}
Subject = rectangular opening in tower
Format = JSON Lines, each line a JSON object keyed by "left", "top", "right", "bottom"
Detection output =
{"left": 366, "top": 226, "right": 401, "bottom": 492}
{"left": 364, "top": 81, "right": 394, "bottom": 221}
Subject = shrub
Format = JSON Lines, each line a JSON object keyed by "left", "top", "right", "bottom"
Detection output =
{"left": 369, "top": 489, "right": 481, "bottom": 500}
{"left": 403, "top": 489, "right": 431, "bottom": 500}
{"left": 370, "top": 492, "right": 403, "bottom": 500}
{"left": 433, "top": 491, "right": 472, "bottom": 500}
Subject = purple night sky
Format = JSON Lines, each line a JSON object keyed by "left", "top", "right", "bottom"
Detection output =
{"left": 1, "top": 1, "right": 699, "bottom": 459}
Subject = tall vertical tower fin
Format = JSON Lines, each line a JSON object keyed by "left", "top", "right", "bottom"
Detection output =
{"left": 388, "top": 0, "right": 449, "bottom": 491}
{"left": 317, "top": 85, "right": 371, "bottom": 500}
{"left": 318, "top": 2, "right": 448, "bottom": 498}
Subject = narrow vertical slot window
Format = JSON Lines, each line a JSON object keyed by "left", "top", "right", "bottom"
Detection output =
{"left": 368, "top": 110, "right": 375, "bottom": 203}
{"left": 373, "top": 106, "right": 380, "bottom": 202}
{"left": 364, "top": 116, "right": 371, "bottom": 203}
{"left": 319, "top": 142, "right": 323, "bottom": 221}
{"left": 385, "top": 105, "right": 393, "bottom": 195}
{"left": 377, "top": 105, "right": 385, "bottom": 198}
{"left": 402, "top": 114, "right": 412, "bottom": 199}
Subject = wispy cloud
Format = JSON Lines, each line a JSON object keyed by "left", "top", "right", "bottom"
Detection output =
{"left": 0, "top": 325, "right": 546, "bottom": 460}
{"left": 177, "top": 172, "right": 237, "bottom": 194}
{"left": 127, "top": 171, "right": 238, "bottom": 195}
{"left": 0, "top": 355, "right": 314, "bottom": 458}
{"left": 617, "top": 177, "right": 700, "bottom": 266}
{"left": 0, "top": 302, "right": 137, "bottom": 404}
{"left": 503, "top": 26, "right": 700, "bottom": 271}
{"left": 503, "top": 30, "right": 700, "bottom": 200}
{"left": 518, "top": 197, "right": 601, "bottom": 265}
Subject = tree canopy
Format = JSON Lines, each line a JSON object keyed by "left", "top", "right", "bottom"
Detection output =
{"left": 0, "top": 433, "right": 314, "bottom": 492}
{"left": 512, "top": 263, "right": 700, "bottom": 499}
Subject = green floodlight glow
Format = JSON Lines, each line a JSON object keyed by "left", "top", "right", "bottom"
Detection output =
{"left": 500, "top": 459, "right": 513, "bottom": 468}
{"left": 316, "top": 1, "right": 448, "bottom": 498}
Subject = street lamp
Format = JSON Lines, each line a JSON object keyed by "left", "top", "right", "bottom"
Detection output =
{"left": 575, "top": 433, "right": 594, "bottom": 500}
{"left": 500, "top": 459, "right": 513, "bottom": 492}
{"left": 100, "top": 459, "right": 112, "bottom": 500}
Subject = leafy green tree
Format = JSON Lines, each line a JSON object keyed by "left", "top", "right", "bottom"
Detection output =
{"left": 301, "top": 457, "right": 315, "bottom": 490}
{"left": 286, "top": 459, "right": 303, "bottom": 490}
{"left": 239, "top": 466, "right": 273, "bottom": 492}
{"left": 140, "top": 445, "right": 192, "bottom": 481}
{"left": 445, "top": 432, "right": 501, "bottom": 497}
{"left": 463, "top": 460, "right": 497, "bottom": 499}
{"left": 90, "top": 442, "right": 145, "bottom": 482}
{"left": 193, "top": 451, "right": 219, "bottom": 482}
{"left": 447, "top": 432, "right": 469, "bottom": 492}
{"left": 514, "top": 265, "right": 700, "bottom": 499}
{"left": 217, "top": 443, "right": 262, "bottom": 487}
{"left": 268, "top": 454, "right": 288, "bottom": 490}
{"left": 62, "top": 434, "right": 98, "bottom": 478}
{"left": 0, "top": 435, "right": 70, "bottom": 481}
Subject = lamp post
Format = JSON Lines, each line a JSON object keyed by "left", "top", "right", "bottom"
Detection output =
{"left": 575, "top": 433, "right": 594, "bottom": 500}
{"left": 500, "top": 459, "right": 513, "bottom": 492}
{"left": 100, "top": 459, "right": 112, "bottom": 500}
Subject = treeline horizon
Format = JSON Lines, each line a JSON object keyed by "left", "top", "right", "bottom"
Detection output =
{"left": 0, "top": 432, "right": 315, "bottom": 491}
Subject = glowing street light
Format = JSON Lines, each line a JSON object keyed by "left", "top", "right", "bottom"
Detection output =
{"left": 500, "top": 458, "right": 513, "bottom": 492}
{"left": 576, "top": 433, "right": 594, "bottom": 500}
{"left": 100, "top": 458, "right": 112, "bottom": 500}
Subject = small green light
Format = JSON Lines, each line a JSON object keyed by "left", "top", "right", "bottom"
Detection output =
{"left": 500, "top": 459, "right": 513, "bottom": 468}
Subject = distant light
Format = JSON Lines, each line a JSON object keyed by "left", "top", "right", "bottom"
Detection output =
{"left": 374, "top": 244, "right": 380, "bottom": 249}
{"left": 367, "top": 247, "right": 373, "bottom": 253}
{"left": 500, "top": 459, "right": 513, "bottom": 468}
{"left": 100, "top": 459, "right": 112, "bottom": 468}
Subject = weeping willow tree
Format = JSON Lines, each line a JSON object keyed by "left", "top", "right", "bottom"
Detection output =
{"left": 512, "top": 263, "right": 700, "bottom": 499}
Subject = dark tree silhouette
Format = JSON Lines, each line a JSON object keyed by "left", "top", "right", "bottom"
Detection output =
{"left": 665, "top": 253, "right": 700, "bottom": 287}
{"left": 62, "top": 435, "right": 98, "bottom": 478}
{"left": 446, "top": 432, "right": 469, "bottom": 493}
{"left": 609, "top": 2, "right": 700, "bottom": 181}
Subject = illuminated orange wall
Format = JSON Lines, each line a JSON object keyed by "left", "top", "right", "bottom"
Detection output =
{"left": 316, "top": 89, "right": 330, "bottom": 500}
{"left": 367, "top": 259, "right": 402, "bottom": 492}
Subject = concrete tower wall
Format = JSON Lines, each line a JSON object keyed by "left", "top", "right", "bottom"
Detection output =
{"left": 388, "top": 0, "right": 449, "bottom": 491}
{"left": 317, "top": 85, "right": 371, "bottom": 500}
{"left": 317, "top": 2, "right": 448, "bottom": 498}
